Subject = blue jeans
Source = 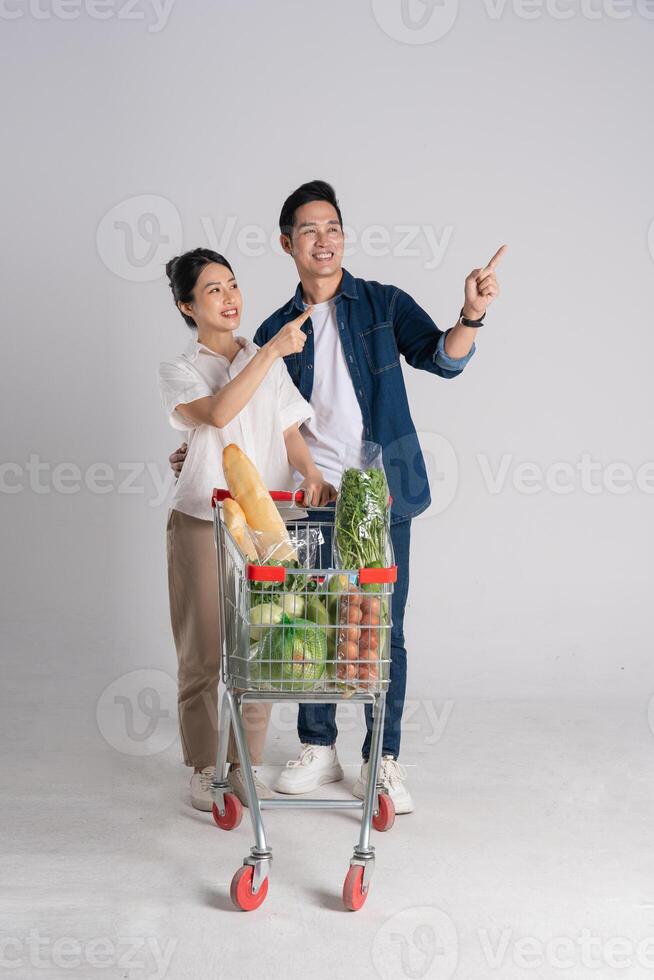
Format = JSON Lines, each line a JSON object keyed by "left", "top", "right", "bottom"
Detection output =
{"left": 297, "top": 513, "right": 411, "bottom": 760}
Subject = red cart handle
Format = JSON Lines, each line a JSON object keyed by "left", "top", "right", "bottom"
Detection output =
{"left": 212, "top": 488, "right": 307, "bottom": 507}
{"left": 269, "top": 490, "right": 307, "bottom": 503}
{"left": 213, "top": 488, "right": 392, "bottom": 507}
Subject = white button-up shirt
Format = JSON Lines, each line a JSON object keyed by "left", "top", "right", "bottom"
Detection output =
{"left": 158, "top": 336, "right": 312, "bottom": 521}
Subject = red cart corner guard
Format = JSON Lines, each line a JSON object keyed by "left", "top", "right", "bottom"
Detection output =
{"left": 247, "top": 564, "right": 287, "bottom": 583}
{"left": 359, "top": 565, "right": 397, "bottom": 585}
{"left": 212, "top": 488, "right": 232, "bottom": 507}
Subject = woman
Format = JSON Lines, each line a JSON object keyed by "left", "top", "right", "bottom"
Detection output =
{"left": 159, "top": 248, "right": 336, "bottom": 810}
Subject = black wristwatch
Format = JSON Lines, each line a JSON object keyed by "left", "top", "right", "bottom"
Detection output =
{"left": 459, "top": 307, "right": 486, "bottom": 328}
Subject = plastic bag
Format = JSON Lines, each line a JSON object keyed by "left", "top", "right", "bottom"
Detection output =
{"left": 249, "top": 524, "right": 324, "bottom": 568}
{"left": 333, "top": 441, "right": 393, "bottom": 572}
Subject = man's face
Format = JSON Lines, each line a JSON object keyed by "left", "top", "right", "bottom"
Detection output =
{"left": 281, "top": 201, "right": 344, "bottom": 280}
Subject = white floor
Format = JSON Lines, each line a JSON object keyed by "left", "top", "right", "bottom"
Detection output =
{"left": 6, "top": 694, "right": 654, "bottom": 980}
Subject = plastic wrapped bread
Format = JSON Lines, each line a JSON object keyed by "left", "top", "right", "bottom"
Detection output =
{"left": 222, "top": 498, "right": 257, "bottom": 560}
{"left": 222, "top": 443, "right": 297, "bottom": 561}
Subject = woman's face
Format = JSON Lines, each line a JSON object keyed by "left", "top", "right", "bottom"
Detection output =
{"left": 180, "top": 262, "right": 242, "bottom": 333}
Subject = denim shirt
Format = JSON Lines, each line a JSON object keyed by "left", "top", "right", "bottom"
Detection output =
{"left": 253, "top": 268, "right": 476, "bottom": 523}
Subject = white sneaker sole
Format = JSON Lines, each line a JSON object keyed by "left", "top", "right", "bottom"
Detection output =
{"left": 274, "top": 766, "right": 344, "bottom": 795}
{"left": 352, "top": 780, "right": 414, "bottom": 815}
{"left": 190, "top": 796, "right": 213, "bottom": 812}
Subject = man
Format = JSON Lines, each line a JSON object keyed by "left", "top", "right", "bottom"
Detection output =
{"left": 170, "top": 180, "right": 505, "bottom": 813}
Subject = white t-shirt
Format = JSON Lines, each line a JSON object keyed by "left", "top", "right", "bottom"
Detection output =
{"left": 299, "top": 299, "right": 364, "bottom": 487}
{"left": 159, "top": 336, "right": 312, "bottom": 521}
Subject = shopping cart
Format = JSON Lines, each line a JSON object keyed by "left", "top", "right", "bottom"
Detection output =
{"left": 209, "top": 487, "right": 397, "bottom": 911}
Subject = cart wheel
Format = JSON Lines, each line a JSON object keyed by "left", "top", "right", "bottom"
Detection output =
{"left": 343, "top": 865, "right": 369, "bottom": 911}
{"left": 230, "top": 865, "right": 269, "bottom": 911}
{"left": 372, "top": 792, "right": 395, "bottom": 832}
{"left": 212, "top": 794, "right": 243, "bottom": 831}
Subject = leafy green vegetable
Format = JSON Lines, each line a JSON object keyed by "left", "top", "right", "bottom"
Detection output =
{"left": 251, "top": 614, "right": 327, "bottom": 691}
{"left": 334, "top": 467, "right": 389, "bottom": 574}
{"left": 249, "top": 559, "right": 319, "bottom": 608}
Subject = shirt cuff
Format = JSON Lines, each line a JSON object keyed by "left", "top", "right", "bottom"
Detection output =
{"left": 280, "top": 401, "right": 312, "bottom": 432}
{"left": 433, "top": 329, "right": 476, "bottom": 371}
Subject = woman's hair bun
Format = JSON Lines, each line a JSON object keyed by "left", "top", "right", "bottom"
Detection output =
{"left": 165, "top": 256, "right": 179, "bottom": 282}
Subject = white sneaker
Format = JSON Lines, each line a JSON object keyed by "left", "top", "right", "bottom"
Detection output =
{"left": 352, "top": 755, "right": 414, "bottom": 814}
{"left": 190, "top": 766, "right": 215, "bottom": 811}
{"left": 274, "top": 744, "right": 344, "bottom": 795}
{"left": 227, "top": 766, "right": 275, "bottom": 807}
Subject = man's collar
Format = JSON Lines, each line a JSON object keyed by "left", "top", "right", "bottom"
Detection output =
{"left": 283, "top": 267, "right": 359, "bottom": 314}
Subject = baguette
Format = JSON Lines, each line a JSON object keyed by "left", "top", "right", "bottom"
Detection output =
{"left": 222, "top": 444, "right": 296, "bottom": 561}
{"left": 222, "top": 498, "right": 257, "bottom": 561}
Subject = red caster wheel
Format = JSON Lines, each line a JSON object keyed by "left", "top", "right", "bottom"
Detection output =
{"left": 212, "top": 793, "right": 243, "bottom": 831}
{"left": 372, "top": 792, "right": 395, "bottom": 832}
{"left": 230, "top": 865, "right": 269, "bottom": 911}
{"left": 343, "top": 865, "right": 369, "bottom": 911}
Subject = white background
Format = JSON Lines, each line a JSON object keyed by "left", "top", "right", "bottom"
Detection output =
{"left": 2, "top": 0, "right": 653, "bottom": 716}
{"left": 3, "top": 4, "right": 654, "bottom": 978}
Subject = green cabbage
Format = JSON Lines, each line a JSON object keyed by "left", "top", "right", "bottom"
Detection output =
{"left": 251, "top": 614, "right": 327, "bottom": 691}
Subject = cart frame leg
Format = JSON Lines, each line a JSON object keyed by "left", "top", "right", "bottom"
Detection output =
{"left": 349, "top": 691, "right": 386, "bottom": 892}
{"left": 211, "top": 688, "right": 232, "bottom": 813}
{"left": 225, "top": 690, "right": 271, "bottom": 867}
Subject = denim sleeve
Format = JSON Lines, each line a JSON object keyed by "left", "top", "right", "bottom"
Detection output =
{"left": 434, "top": 329, "right": 476, "bottom": 372}
{"left": 253, "top": 321, "right": 266, "bottom": 347}
{"left": 392, "top": 288, "right": 476, "bottom": 378}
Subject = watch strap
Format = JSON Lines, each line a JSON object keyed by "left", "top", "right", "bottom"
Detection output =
{"left": 459, "top": 307, "right": 486, "bottom": 328}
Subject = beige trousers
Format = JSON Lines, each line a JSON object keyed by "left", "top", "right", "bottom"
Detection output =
{"left": 166, "top": 508, "right": 271, "bottom": 769}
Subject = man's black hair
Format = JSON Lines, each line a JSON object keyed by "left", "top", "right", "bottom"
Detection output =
{"left": 279, "top": 179, "right": 343, "bottom": 238}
